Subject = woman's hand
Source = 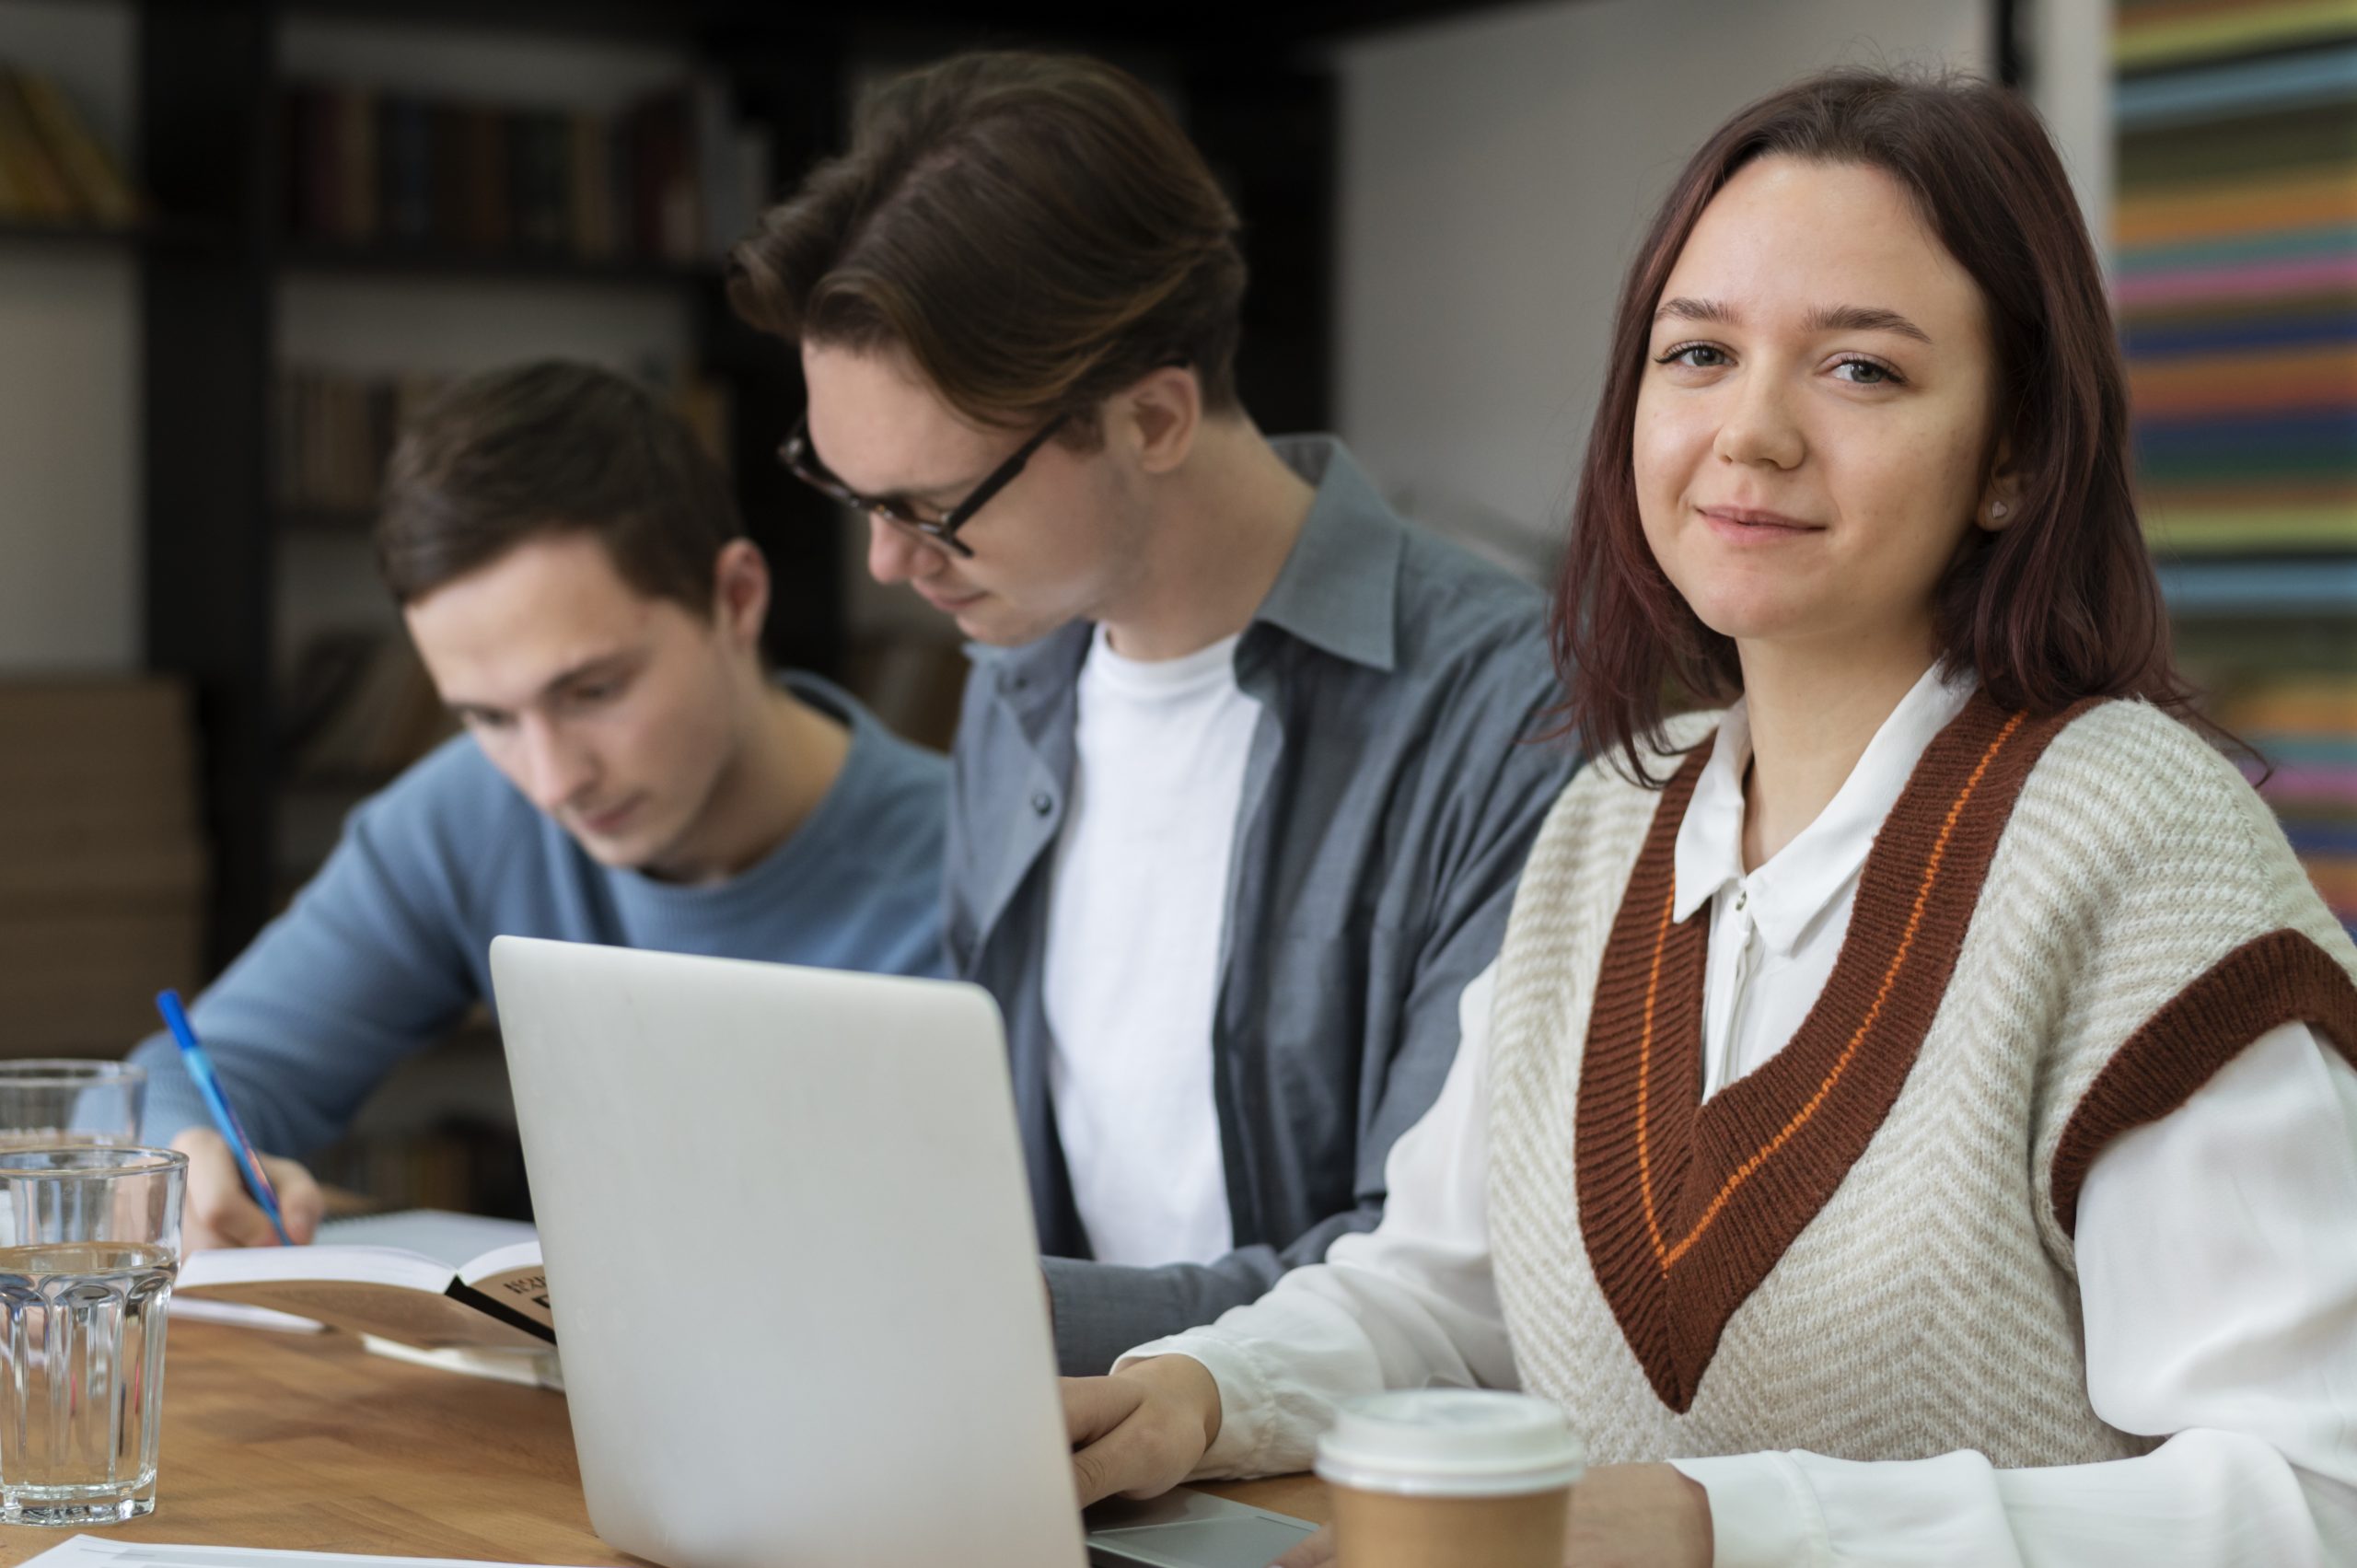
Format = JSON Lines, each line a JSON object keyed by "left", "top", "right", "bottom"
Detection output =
{"left": 1562, "top": 1464, "right": 1713, "bottom": 1567}
{"left": 1062, "top": 1354, "right": 1225, "bottom": 1507}
{"left": 1269, "top": 1464, "right": 1713, "bottom": 1568}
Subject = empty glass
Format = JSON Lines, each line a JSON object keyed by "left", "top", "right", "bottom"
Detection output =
{"left": 0, "top": 1144, "right": 187, "bottom": 1526}
{"left": 0, "top": 1062, "right": 145, "bottom": 1151}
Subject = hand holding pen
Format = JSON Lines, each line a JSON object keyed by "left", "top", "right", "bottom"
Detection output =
{"left": 155, "top": 991, "right": 326, "bottom": 1249}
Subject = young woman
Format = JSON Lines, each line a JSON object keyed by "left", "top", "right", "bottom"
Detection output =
{"left": 1061, "top": 72, "right": 2357, "bottom": 1567}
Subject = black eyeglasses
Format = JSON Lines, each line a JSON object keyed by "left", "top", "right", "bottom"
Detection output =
{"left": 779, "top": 412, "right": 1071, "bottom": 559}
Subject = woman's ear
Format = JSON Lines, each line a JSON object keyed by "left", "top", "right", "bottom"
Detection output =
{"left": 1977, "top": 439, "right": 2021, "bottom": 533}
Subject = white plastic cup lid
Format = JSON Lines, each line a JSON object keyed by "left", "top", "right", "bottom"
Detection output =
{"left": 1314, "top": 1390, "right": 1585, "bottom": 1499}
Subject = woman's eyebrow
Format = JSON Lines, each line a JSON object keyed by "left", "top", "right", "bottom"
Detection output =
{"left": 1650, "top": 297, "right": 1933, "bottom": 346}
{"left": 1805, "top": 304, "right": 1933, "bottom": 343}
{"left": 1655, "top": 296, "right": 1735, "bottom": 327}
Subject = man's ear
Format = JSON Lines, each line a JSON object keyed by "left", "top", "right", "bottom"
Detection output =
{"left": 1117, "top": 365, "right": 1203, "bottom": 477}
{"left": 712, "top": 539, "right": 772, "bottom": 651}
{"left": 1977, "top": 438, "right": 2021, "bottom": 534}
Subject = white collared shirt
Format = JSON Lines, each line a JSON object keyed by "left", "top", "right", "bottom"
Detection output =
{"left": 1679, "top": 664, "right": 1978, "bottom": 1101}
{"left": 1122, "top": 672, "right": 2357, "bottom": 1568}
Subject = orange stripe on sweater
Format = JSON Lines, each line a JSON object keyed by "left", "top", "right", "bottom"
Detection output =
{"left": 1635, "top": 884, "right": 1678, "bottom": 1262}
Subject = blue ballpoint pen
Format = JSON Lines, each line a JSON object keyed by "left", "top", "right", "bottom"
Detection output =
{"left": 155, "top": 989, "right": 295, "bottom": 1246}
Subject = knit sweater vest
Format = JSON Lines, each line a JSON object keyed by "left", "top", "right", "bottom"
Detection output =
{"left": 1486, "top": 693, "right": 2357, "bottom": 1468}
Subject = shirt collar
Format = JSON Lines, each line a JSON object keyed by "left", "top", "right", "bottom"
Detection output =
{"left": 967, "top": 437, "right": 1405, "bottom": 690}
{"left": 1672, "top": 663, "right": 1980, "bottom": 953}
{"left": 1246, "top": 436, "right": 1405, "bottom": 674}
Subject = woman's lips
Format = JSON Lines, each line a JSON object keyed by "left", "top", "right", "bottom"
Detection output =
{"left": 919, "top": 587, "right": 985, "bottom": 612}
{"left": 1700, "top": 505, "right": 1822, "bottom": 540}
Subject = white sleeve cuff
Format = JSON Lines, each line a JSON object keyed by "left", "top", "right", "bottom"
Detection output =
{"left": 1669, "top": 1452, "right": 1827, "bottom": 1568}
{"left": 1114, "top": 1333, "right": 1277, "bottom": 1479}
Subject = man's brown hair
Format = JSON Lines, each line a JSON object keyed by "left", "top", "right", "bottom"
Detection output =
{"left": 377, "top": 360, "right": 742, "bottom": 612}
{"left": 728, "top": 51, "right": 1248, "bottom": 438}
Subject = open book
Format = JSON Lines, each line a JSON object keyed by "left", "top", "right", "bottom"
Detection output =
{"left": 177, "top": 1210, "right": 552, "bottom": 1352}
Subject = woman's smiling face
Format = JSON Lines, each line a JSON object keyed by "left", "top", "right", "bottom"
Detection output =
{"left": 1633, "top": 154, "right": 2008, "bottom": 664}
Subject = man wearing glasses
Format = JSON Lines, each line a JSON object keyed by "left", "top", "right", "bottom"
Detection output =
{"left": 734, "top": 52, "right": 1575, "bottom": 1374}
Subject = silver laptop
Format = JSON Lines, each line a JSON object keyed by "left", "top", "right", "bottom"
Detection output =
{"left": 489, "top": 936, "right": 1318, "bottom": 1568}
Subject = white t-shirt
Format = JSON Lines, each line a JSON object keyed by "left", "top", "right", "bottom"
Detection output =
{"left": 1042, "top": 625, "right": 1261, "bottom": 1268}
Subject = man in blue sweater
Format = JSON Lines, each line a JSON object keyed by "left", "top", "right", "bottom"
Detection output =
{"left": 128, "top": 362, "right": 947, "bottom": 1250}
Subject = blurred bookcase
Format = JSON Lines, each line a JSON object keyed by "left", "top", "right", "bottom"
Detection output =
{"left": 2116, "top": 0, "right": 2357, "bottom": 939}
{"left": 138, "top": 3, "right": 849, "bottom": 970}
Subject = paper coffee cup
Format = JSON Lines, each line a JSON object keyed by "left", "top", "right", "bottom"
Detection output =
{"left": 1315, "top": 1390, "right": 1584, "bottom": 1568}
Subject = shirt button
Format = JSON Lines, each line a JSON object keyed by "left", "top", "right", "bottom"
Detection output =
{"left": 1030, "top": 791, "right": 1053, "bottom": 816}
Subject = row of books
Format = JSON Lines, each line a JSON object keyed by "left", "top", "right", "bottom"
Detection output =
{"left": 277, "top": 366, "right": 453, "bottom": 521}
{"left": 276, "top": 362, "right": 734, "bottom": 523}
{"left": 2217, "top": 678, "right": 2357, "bottom": 941}
{"left": 2114, "top": 3, "right": 2357, "bottom": 554}
{"left": 0, "top": 61, "right": 141, "bottom": 227}
{"left": 283, "top": 75, "right": 772, "bottom": 264}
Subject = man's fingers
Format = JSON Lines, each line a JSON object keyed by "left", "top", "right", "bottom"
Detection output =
{"left": 205, "top": 1189, "right": 282, "bottom": 1249}
{"left": 171, "top": 1129, "right": 309, "bottom": 1250}
{"left": 1271, "top": 1525, "right": 1336, "bottom": 1568}
{"left": 263, "top": 1155, "right": 325, "bottom": 1244}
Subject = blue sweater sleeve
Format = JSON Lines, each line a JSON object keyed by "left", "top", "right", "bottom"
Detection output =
{"left": 128, "top": 751, "right": 490, "bottom": 1156}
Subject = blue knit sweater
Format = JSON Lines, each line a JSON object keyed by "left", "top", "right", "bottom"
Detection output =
{"left": 129, "top": 674, "right": 947, "bottom": 1155}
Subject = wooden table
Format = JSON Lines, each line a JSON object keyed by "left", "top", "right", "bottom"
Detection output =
{"left": 0, "top": 1323, "right": 1329, "bottom": 1564}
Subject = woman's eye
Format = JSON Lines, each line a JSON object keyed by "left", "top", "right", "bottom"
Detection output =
{"left": 1657, "top": 343, "right": 1729, "bottom": 370}
{"left": 1832, "top": 357, "right": 1899, "bottom": 385}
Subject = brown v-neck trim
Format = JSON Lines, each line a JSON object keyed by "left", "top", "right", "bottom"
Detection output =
{"left": 2050, "top": 928, "right": 2357, "bottom": 1236}
{"left": 1575, "top": 691, "right": 2095, "bottom": 1413}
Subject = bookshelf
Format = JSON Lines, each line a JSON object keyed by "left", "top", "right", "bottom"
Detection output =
{"left": 2114, "top": 0, "right": 2357, "bottom": 941}
{"left": 135, "top": 2, "right": 849, "bottom": 973}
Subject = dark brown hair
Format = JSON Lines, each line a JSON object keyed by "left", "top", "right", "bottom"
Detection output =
{"left": 727, "top": 50, "right": 1247, "bottom": 439}
{"left": 1558, "top": 70, "right": 2192, "bottom": 783}
{"left": 377, "top": 360, "right": 741, "bottom": 612}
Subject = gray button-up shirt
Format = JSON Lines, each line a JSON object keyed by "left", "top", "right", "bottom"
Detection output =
{"left": 947, "top": 436, "right": 1578, "bottom": 1374}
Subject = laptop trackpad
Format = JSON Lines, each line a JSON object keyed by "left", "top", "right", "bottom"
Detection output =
{"left": 1086, "top": 1491, "right": 1318, "bottom": 1568}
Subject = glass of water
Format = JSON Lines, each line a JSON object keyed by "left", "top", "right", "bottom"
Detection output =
{"left": 0, "top": 1144, "right": 186, "bottom": 1526}
{"left": 0, "top": 1062, "right": 145, "bottom": 1151}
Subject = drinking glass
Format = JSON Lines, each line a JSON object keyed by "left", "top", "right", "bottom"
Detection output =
{"left": 0, "top": 1144, "right": 187, "bottom": 1525}
{"left": 0, "top": 1062, "right": 145, "bottom": 1151}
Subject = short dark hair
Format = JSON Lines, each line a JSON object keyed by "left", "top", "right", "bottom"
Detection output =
{"left": 727, "top": 51, "right": 1248, "bottom": 440}
{"left": 377, "top": 360, "right": 742, "bottom": 611}
{"left": 1555, "top": 70, "right": 2195, "bottom": 783}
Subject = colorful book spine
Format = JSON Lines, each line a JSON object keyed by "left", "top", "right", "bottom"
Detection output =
{"left": 2116, "top": 2, "right": 2357, "bottom": 553}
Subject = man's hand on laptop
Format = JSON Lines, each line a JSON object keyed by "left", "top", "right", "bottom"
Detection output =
{"left": 1063, "top": 1354, "right": 1225, "bottom": 1507}
{"left": 171, "top": 1128, "right": 325, "bottom": 1250}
